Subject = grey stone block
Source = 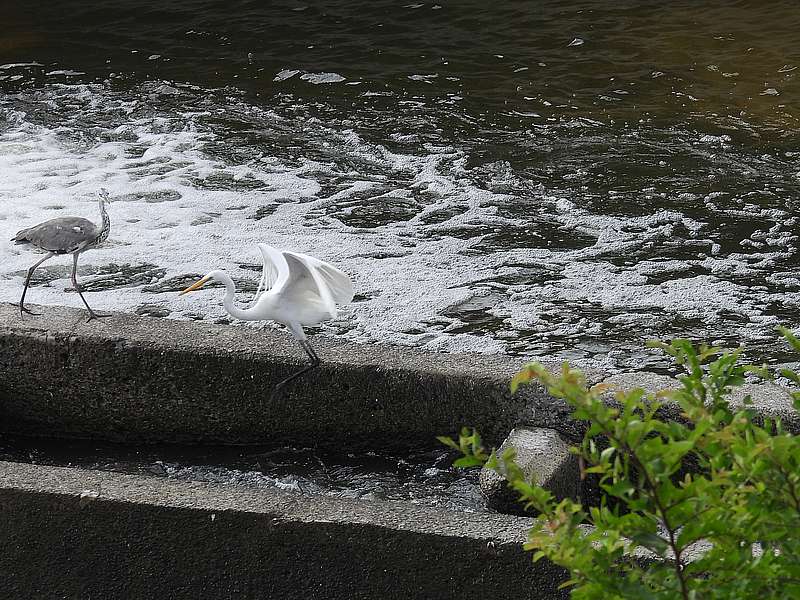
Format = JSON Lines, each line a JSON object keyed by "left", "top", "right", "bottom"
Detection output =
{"left": 514, "top": 370, "right": 800, "bottom": 444}
{"left": 480, "top": 426, "right": 579, "bottom": 515}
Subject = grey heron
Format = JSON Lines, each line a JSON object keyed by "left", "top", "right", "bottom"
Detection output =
{"left": 12, "top": 188, "right": 112, "bottom": 321}
{"left": 179, "top": 243, "right": 354, "bottom": 392}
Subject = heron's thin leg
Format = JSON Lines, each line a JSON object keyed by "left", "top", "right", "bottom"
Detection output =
{"left": 270, "top": 339, "right": 321, "bottom": 399}
{"left": 19, "top": 252, "right": 55, "bottom": 317}
{"left": 72, "top": 252, "right": 109, "bottom": 322}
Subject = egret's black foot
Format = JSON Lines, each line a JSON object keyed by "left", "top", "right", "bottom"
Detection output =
{"left": 19, "top": 304, "right": 40, "bottom": 317}
{"left": 86, "top": 311, "right": 111, "bottom": 322}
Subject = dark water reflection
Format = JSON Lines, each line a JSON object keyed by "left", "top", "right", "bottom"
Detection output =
{"left": 4, "top": 1, "right": 799, "bottom": 128}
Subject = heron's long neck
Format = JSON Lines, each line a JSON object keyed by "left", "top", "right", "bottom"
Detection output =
{"left": 96, "top": 198, "right": 111, "bottom": 243}
{"left": 218, "top": 274, "right": 252, "bottom": 321}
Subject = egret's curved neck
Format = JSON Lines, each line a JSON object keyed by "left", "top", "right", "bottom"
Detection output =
{"left": 216, "top": 273, "right": 251, "bottom": 321}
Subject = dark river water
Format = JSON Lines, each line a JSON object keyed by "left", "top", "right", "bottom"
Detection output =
{"left": 2, "top": 1, "right": 800, "bottom": 373}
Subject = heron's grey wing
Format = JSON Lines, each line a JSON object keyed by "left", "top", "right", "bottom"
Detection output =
{"left": 286, "top": 251, "right": 354, "bottom": 305}
{"left": 15, "top": 217, "right": 98, "bottom": 253}
{"left": 256, "top": 243, "right": 289, "bottom": 295}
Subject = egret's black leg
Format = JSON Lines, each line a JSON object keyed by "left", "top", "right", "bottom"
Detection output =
{"left": 270, "top": 339, "right": 321, "bottom": 399}
{"left": 303, "top": 340, "right": 320, "bottom": 363}
{"left": 19, "top": 252, "right": 55, "bottom": 317}
{"left": 72, "top": 252, "right": 109, "bottom": 322}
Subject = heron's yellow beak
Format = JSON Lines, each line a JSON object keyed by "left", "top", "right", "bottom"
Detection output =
{"left": 179, "top": 276, "right": 210, "bottom": 296}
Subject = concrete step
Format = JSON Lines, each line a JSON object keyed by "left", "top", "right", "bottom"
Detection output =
{"left": 0, "top": 460, "right": 568, "bottom": 600}
{"left": 0, "top": 302, "right": 558, "bottom": 449}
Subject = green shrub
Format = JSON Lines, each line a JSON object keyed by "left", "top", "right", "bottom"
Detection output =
{"left": 441, "top": 330, "right": 800, "bottom": 599}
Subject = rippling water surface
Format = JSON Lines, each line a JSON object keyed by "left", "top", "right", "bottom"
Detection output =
{"left": 1, "top": 1, "right": 799, "bottom": 372}
{"left": 0, "top": 436, "right": 484, "bottom": 512}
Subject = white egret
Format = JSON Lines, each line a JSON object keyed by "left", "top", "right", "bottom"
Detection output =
{"left": 12, "top": 188, "right": 112, "bottom": 321}
{"left": 180, "top": 243, "right": 354, "bottom": 392}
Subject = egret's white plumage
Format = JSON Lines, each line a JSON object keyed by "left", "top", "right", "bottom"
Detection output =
{"left": 253, "top": 243, "right": 354, "bottom": 329}
{"left": 180, "top": 243, "right": 354, "bottom": 391}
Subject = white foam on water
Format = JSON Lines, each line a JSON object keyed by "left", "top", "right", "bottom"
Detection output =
{"left": 45, "top": 70, "right": 86, "bottom": 77}
{"left": 0, "top": 83, "right": 505, "bottom": 354}
{"left": 0, "top": 82, "right": 797, "bottom": 368}
{"left": 273, "top": 69, "right": 300, "bottom": 82}
{"left": 0, "top": 63, "right": 44, "bottom": 70}
{"left": 299, "top": 72, "right": 346, "bottom": 84}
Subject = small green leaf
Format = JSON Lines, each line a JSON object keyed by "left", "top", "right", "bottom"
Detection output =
{"left": 436, "top": 435, "right": 460, "bottom": 451}
{"left": 453, "top": 455, "right": 485, "bottom": 468}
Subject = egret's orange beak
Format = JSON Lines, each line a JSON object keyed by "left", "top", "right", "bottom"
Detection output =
{"left": 179, "top": 276, "right": 211, "bottom": 296}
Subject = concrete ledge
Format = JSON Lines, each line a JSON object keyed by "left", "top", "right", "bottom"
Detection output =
{"left": 517, "top": 367, "right": 800, "bottom": 440}
{"left": 0, "top": 460, "right": 568, "bottom": 599}
{"left": 1, "top": 303, "right": 794, "bottom": 452}
{"left": 0, "top": 303, "right": 562, "bottom": 449}
{"left": 602, "top": 372, "right": 800, "bottom": 434}
{"left": 479, "top": 427, "right": 579, "bottom": 515}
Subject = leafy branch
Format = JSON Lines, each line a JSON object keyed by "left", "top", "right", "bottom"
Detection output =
{"left": 442, "top": 330, "right": 800, "bottom": 599}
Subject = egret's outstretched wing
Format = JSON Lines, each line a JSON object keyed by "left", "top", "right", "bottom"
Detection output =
{"left": 279, "top": 251, "right": 353, "bottom": 319}
{"left": 256, "top": 243, "right": 289, "bottom": 298}
{"left": 283, "top": 252, "right": 337, "bottom": 318}
{"left": 286, "top": 251, "right": 354, "bottom": 305}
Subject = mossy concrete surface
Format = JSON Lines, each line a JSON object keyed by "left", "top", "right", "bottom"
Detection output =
{"left": 0, "top": 302, "right": 559, "bottom": 449}
{"left": 0, "top": 460, "right": 568, "bottom": 600}
{"left": 2, "top": 301, "right": 797, "bottom": 522}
